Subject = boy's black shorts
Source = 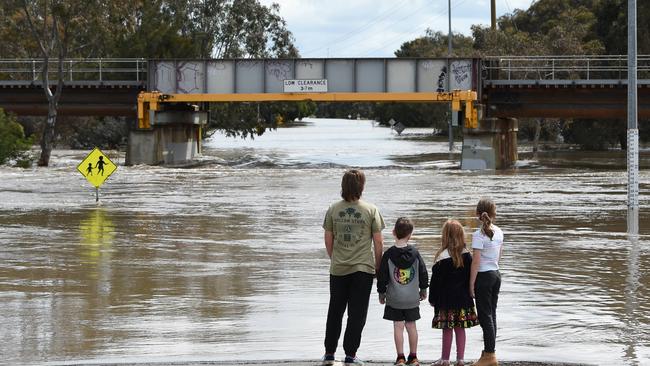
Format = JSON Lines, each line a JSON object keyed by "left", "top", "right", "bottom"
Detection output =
{"left": 383, "top": 305, "right": 420, "bottom": 322}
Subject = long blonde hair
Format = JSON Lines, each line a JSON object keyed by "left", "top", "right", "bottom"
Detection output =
{"left": 435, "top": 219, "right": 467, "bottom": 268}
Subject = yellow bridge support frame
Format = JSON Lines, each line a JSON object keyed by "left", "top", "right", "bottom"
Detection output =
{"left": 137, "top": 90, "right": 479, "bottom": 130}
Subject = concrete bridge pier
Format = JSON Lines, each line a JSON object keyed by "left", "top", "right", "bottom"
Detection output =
{"left": 461, "top": 118, "right": 518, "bottom": 170}
{"left": 126, "top": 109, "right": 207, "bottom": 166}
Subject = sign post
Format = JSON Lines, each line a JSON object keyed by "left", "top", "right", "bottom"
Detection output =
{"left": 77, "top": 147, "right": 117, "bottom": 202}
{"left": 627, "top": 0, "right": 639, "bottom": 234}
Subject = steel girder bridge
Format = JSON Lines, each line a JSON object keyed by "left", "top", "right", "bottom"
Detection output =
{"left": 0, "top": 56, "right": 647, "bottom": 167}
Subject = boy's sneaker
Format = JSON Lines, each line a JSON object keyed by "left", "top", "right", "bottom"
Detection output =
{"left": 321, "top": 354, "right": 335, "bottom": 366}
{"left": 344, "top": 355, "right": 364, "bottom": 365}
{"left": 406, "top": 356, "right": 420, "bottom": 366}
{"left": 394, "top": 356, "right": 407, "bottom": 366}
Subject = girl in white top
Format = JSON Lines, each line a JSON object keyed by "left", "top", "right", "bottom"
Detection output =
{"left": 469, "top": 198, "right": 503, "bottom": 366}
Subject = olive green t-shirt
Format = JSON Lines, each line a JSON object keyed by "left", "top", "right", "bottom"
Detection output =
{"left": 322, "top": 199, "right": 385, "bottom": 276}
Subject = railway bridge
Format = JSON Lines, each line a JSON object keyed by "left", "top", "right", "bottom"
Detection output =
{"left": 0, "top": 56, "right": 647, "bottom": 168}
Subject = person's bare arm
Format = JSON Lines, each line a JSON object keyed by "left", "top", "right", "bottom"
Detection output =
{"left": 372, "top": 231, "right": 384, "bottom": 275}
{"left": 324, "top": 230, "right": 334, "bottom": 258}
{"left": 469, "top": 249, "right": 481, "bottom": 298}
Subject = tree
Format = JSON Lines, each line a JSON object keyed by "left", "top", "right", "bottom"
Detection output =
{"left": 0, "top": 108, "right": 32, "bottom": 165}
{"left": 595, "top": 0, "right": 650, "bottom": 54}
{"left": 186, "top": 0, "right": 303, "bottom": 138}
{"left": 112, "top": 0, "right": 298, "bottom": 59}
{"left": 111, "top": 0, "right": 303, "bottom": 138}
{"left": 20, "top": 0, "right": 67, "bottom": 166}
{"left": 1, "top": 0, "right": 302, "bottom": 149}
{"left": 209, "top": 101, "right": 316, "bottom": 139}
{"left": 395, "top": 29, "right": 475, "bottom": 58}
{"left": 205, "top": 0, "right": 298, "bottom": 58}
{"left": 0, "top": 0, "right": 118, "bottom": 166}
{"left": 466, "top": 0, "right": 650, "bottom": 150}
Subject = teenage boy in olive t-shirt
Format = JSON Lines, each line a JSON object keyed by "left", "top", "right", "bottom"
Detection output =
{"left": 321, "top": 169, "right": 385, "bottom": 366}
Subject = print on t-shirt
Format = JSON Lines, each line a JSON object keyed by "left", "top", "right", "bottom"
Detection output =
{"left": 344, "top": 224, "right": 352, "bottom": 242}
{"left": 394, "top": 265, "right": 415, "bottom": 285}
{"left": 335, "top": 207, "right": 366, "bottom": 248}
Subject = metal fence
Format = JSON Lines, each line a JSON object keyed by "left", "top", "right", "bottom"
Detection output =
{"left": 482, "top": 55, "right": 650, "bottom": 83}
{"left": 0, "top": 58, "right": 147, "bottom": 86}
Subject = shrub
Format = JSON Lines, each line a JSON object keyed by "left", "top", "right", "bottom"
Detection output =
{"left": 67, "top": 117, "right": 129, "bottom": 150}
{"left": 0, "top": 108, "right": 33, "bottom": 166}
{"left": 562, "top": 119, "right": 625, "bottom": 150}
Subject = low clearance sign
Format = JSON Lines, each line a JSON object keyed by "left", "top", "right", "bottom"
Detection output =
{"left": 283, "top": 79, "right": 328, "bottom": 93}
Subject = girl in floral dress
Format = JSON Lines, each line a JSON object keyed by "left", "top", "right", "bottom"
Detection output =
{"left": 429, "top": 220, "right": 478, "bottom": 366}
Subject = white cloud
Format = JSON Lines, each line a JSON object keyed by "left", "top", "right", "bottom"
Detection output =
{"left": 261, "top": 0, "right": 536, "bottom": 57}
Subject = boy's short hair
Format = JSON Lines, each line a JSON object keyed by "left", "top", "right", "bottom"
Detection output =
{"left": 394, "top": 217, "right": 413, "bottom": 239}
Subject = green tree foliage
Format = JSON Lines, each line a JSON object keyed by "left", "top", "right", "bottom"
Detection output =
{"left": 471, "top": 26, "right": 545, "bottom": 56}
{"left": 395, "top": 29, "right": 475, "bottom": 57}
{"left": 0, "top": 0, "right": 124, "bottom": 165}
{"left": 0, "top": 108, "right": 32, "bottom": 165}
{"left": 373, "top": 103, "right": 450, "bottom": 131}
{"left": 561, "top": 119, "right": 626, "bottom": 150}
{"left": 62, "top": 117, "right": 130, "bottom": 150}
{"left": 110, "top": 0, "right": 298, "bottom": 59}
{"left": 210, "top": 101, "right": 316, "bottom": 138}
{"left": 0, "top": 0, "right": 304, "bottom": 148}
{"left": 471, "top": 0, "right": 647, "bottom": 149}
{"left": 113, "top": 0, "right": 306, "bottom": 138}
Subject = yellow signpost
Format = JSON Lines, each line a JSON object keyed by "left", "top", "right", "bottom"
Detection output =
{"left": 77, "top": 147, "right": 117, "bottom": 202}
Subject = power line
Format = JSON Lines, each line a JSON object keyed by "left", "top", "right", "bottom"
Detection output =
{"left": 502, "top": 0, "right": 520, "bottom": 32}
{"left": 302, "top": 0, "right": 439, "bottom": 57}
{"left": 356, "top": 3, "right": 451, "bottom": 56}
{"left": 359, "top": 0, "right": 469, "bottom": 57}
{"left": 300, "top": 0, "right": 410, "bottom": 56}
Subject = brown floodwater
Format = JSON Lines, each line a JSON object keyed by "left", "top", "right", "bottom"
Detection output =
{"left": 0, "top": 119, "right": 648, "bottom": 365}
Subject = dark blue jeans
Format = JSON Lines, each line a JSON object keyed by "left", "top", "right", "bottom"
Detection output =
{"left": 324, "top": 271, "right": 374, "bottom": 356}
{"left": 475, "top": 270, "right": 501, "bottom": 353}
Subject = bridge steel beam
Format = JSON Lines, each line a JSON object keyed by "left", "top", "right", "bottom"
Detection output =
{"left": 139, "top": 56, "right": 484, "bottom": 167}
{"left": 133, "top": 89, "right": 480, "bottom": 166}
{"left": 484, "top": 85, "right": 650, "bottom": 119}
{"left": 0, "top": 86, "right": 142, "bottom": 116}
{"left": 148, "top": 58, "right": 480, "bottom": 95}
{"left": 136, "top": 90, "right": 479, "bottom": 130}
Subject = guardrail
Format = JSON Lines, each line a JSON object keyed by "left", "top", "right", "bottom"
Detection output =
{"left": 0, "top": 58, "right": 147, "bottom": 86}
{"left": 482, "top": 55, "right": 650, "bottom": 83}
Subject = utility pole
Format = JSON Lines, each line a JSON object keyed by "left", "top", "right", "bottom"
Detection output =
{"left": 447, "top": 0, "right": 453, "bottom": 152}
{"left": 491, "top": 0, "right": 496, "bottom": 30}
{"left": 627, "top": 0, "right": 639, "bottom": 234}
{"left": 448, "top": 0, "right": 452, "bottom": 55}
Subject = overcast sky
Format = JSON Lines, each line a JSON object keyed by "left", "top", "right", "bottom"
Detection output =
{"left": 260, "top": 0, "right": 536, "bottom": 58}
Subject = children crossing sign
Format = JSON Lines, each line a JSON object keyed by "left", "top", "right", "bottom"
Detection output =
{"left": 77, "top": 147, "right": 117, "bottom": 188}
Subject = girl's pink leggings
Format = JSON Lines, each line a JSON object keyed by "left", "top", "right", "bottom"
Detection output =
{"left": 442, "top": 327, "right": 466, "bottom": 361}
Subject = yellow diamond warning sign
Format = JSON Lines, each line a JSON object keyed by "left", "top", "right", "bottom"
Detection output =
{"left": 77, "top": 148, "right": 117, "bottom": 188}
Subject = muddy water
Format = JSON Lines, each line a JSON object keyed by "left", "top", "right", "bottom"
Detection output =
{"left": 0, "top": 118, "right": 648, "bottom": 365}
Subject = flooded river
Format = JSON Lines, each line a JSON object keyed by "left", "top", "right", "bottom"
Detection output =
{"left": 0, "top": 118, "right": 648, "bottom": 365}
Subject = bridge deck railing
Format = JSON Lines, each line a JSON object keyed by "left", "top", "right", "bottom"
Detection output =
{"left": 0, "top": 58, "right": 147, "bottom": 86}
{"left": 483, "top": 55, "right": 650, "bottom": 84}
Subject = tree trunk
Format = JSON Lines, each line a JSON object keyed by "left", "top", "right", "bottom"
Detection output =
{"left": 37, "top": 102, "right": 58, "bottom": 166}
